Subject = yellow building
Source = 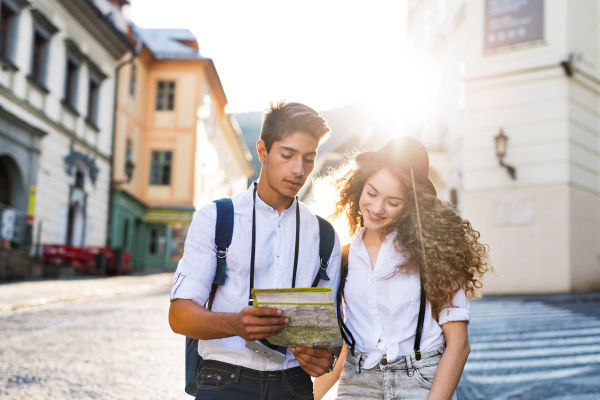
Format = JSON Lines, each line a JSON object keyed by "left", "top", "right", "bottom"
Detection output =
{"left": 111, "top": 27, "right": 254, "bottom": 270}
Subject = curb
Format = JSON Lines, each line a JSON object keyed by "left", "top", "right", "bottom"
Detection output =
{"left": 0, "top": 279, "right": 172, "bottom": 313}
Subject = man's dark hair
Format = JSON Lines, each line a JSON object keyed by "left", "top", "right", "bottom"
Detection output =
{"left": 260, "top": 101, "right": 331, "bottom": 152}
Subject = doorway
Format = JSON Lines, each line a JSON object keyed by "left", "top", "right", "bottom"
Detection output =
{"left": 66, "top": 201, "right": 85, "bottom": 246}
{"left": 145, "top": 223, "right": 167, "bottom": 268}
{"left": 0, "top": 158, "right": 11, "bottom": 206}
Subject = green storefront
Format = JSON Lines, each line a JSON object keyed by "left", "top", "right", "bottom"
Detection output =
{"left": 111, "top": 190, "right": 194, "bottom": 271}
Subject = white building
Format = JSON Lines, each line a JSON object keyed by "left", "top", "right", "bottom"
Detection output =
{"left": 406, "top": 0, "right": 600, "bottom": 293}
{"left": 0, "top": 0, "right": 130, "bottom": 249}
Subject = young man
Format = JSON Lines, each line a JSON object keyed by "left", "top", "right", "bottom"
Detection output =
{"left": 169, "top": 101, "right": 341, "bottom": 400}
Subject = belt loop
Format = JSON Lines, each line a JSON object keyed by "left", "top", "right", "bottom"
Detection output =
{"left": 357, "top": 353, "right": 362, "bottom": 375}
{"left": 234, "top": 366, "right": 241, "bottom": 383}
{"left": 281, "top": 369, "right": 286, "bottom": 387}
{"left": 405, "top": 355, "right": 414, "bottom": 377}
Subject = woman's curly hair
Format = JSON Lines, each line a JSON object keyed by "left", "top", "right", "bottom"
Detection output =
{"left": 320, "top": 150, "right": 492, "bottom": 321}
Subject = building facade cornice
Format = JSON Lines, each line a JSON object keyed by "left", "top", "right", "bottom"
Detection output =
{"left": 56, "top": 0, "right": 132, "bottom": 59}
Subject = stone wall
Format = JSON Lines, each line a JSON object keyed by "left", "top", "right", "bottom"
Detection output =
{"left": 0, "top": 247, "right": 43, "bottom": 281}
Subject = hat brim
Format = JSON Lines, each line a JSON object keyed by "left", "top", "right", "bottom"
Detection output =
{"left": 356, "top": 151, "right": 437, "bottom": 197}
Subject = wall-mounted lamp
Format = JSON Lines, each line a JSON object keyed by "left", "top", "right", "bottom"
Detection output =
{"left": 494, "top": 128, "right": 516, "bottom": 180}
{"left": 113, "top": 160, "right": 135, "bottom": 185}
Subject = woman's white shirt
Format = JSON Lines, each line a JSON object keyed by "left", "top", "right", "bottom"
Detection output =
{"left": 343, "top": 227, "right": 471, "bottom": 370}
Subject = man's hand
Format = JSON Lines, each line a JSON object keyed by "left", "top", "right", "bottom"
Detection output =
{"left": 291, "top": 347, "right": 332, "bottom": 377}
{"left": 232, "top": 306, "right": 289, "bottom": 341}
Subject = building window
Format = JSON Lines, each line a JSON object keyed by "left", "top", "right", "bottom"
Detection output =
{"left": 148, "top": 228, "right": 165, "bottom": 255}
{"left": 86, "top": 79, "right": 99, "bottom": 126}
{"left": 123, "top": 218, "right": 129, "bottom": 248}
{"left": 149, "top": 228, "right": 157, "bottom": 253}
{"left": 0, "top": 5, "right": 15, "bottom": 61}
{"left": 75, "top": 168, "right": 85, "bottom": 189}
{"left": 85, "top": 61, "right": 106, "bottom": 129}
{"left": 125, "top": 139, "right": 132, "bottom": 173}
{"left": 29, "top": 10, "right": 58, "bottom": 88}
{"left": 63, "top": 40, "right": 85, "bottom": 113}
{"left": 149, "top": 151, "right": 172, "bottom": 185}
{"left": 30, "top": 33, "right": 46, "bottom": 82}
{"left": 156, "top": 81, "right": 175, "bottom": 110}
{"left": 64, "top": 59, "right": 79, "bottom": 109}
{"left": 129, "top": 64, "right": 136, "bottom": 97}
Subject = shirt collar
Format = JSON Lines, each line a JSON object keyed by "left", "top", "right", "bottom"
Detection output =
{"left": 250, "top": 184, "right": 297, "bottom": 214}
{"left": 351, "top": 227, "right": 396, "bottom": 248}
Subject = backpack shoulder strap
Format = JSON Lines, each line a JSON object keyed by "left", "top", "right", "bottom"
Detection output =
{"left": 341, "top": 243, "right": 351, "bottom": 273}
{"left": 207, "top": 197, "right": 234, "bottom": 310}
{"left": 186, "top": 198, "right": 234, "bottom": 396}
{"left": 312, "top": 215, "right": 335, "bottom": 287}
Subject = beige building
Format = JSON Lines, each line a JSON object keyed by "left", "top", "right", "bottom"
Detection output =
{"left": 406, "top": 0, "right": 600, "bottom": 293}
{"left": 111, "top": 27, "right": 254, "bottom": 270}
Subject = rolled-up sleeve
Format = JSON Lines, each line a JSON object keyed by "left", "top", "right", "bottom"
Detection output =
{"left": 438, "top": 288, "right": 471, "bottom": 326}
{"left": 170, "top": 202, "right": 217, "bottom": 306}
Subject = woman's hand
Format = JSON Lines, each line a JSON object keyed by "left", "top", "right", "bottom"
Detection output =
{"left": 427, "top": 321, "right": 470, "bottom": 400}
{"left": 313, "top": 343, "right": 347, "bottom": 400}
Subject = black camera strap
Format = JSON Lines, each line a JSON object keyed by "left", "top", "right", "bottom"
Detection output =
{"left": 248, "top": 183, "right": 300, "bottom": 357}
{"left": 249, "top": 182, "right": 300, "bottom": 305}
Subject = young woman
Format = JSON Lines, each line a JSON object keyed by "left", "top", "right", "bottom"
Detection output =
{"left": 314, "top": 136, "right": 492, "bottom": 400}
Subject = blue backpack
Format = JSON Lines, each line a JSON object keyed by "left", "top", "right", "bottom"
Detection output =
{"left": 185, "top": 197, "right": 336, "bottom": 396}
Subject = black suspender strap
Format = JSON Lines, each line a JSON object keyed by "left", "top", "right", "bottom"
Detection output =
{"left": 413, "top": 284, "right": 427, "bottom": 360}
{"left": 337, "top": 263, "right": 356, "bottom": 353}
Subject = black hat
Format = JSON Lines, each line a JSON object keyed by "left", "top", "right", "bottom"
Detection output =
{"left": 363, "top": 136, "right": 437, "bottom": 196}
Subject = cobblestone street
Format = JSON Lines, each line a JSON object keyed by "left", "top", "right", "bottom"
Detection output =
{"left": 2, "top": 277, "right": 600, "bottom": 400}
{"left": 1, "top": 283, "right": 188, "bottom": 400}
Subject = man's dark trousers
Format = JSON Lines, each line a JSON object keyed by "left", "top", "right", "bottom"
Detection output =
{"left": 195, "top": 360, "right": 314, "bottom": 399}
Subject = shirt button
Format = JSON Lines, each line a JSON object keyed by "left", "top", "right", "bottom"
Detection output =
{"left": 277, "top": 255, "right": 280, "bottom": 258}
{"left": 278, "top": 224, "right": 281, "bottom": 228}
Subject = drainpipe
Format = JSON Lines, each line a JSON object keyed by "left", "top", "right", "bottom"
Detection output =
{"left": 106, "top": 40, "right": 141, "bottom": 246}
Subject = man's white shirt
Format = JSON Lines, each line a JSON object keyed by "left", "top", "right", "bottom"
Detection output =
{"left": 171, "top": 185, "right": 341, "bottom": 371}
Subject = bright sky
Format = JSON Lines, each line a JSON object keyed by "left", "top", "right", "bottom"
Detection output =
{"left": 130, "top": 0, "right": 407, "bottom": 113}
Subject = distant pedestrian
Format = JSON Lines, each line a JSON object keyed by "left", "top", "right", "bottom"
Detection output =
{"left": 314, "top": 136, "right": 492, "bottom": 400}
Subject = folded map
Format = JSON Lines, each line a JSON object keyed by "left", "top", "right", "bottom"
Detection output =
{"left": 252, "top": 288, "right": 343, "bottom": 349}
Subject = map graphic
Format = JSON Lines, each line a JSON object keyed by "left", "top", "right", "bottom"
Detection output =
{"left": 252, "top": 288, "right": 343, "bottom": 349}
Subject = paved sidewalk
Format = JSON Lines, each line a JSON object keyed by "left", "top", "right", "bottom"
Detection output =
{"left": 0, "top": 272, "right": 174, "bottom": 312}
